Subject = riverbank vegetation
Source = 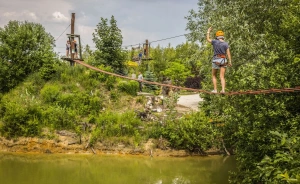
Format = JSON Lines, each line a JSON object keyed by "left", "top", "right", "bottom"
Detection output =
{"left": 186, "top": 0, "right": 300, "bottom": 183}
{"left": 0, "top": 0, "right": 300, "bottom": 184}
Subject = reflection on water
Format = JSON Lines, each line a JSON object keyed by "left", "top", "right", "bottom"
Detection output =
{"left": 0, "top": 153, "right": 236, "bottom": 184}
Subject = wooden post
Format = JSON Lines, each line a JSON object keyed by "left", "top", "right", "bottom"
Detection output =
{"left": 70, "top": 13, "right": 75, "bottom": 66}
{"left": 145, "top": 39, "right": 149, "bottom": 58}
{"left": 78, "top": 35, "right": 82, "bottom": 60}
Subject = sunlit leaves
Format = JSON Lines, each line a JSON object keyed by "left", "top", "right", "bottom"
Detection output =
{"left": 187, "top": 0, "right": 300, "bottom": 183}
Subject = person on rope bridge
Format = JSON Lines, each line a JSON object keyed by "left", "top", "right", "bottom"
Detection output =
{"left": 74, "top": 40, "right": 78, "bottom": 59}
{"left": 206, "top": 26, "right": 232, "bottom": 93}
{"left": 138, "top": 51, "right": 143, "bottom": 65}
{"left": 66, "top": 40, "right": 70, "bottom": 58}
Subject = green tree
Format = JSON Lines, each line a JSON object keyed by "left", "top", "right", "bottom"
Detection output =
{"left": 82, "top": 44, "right": 94, "bottom": 60}
{"left": 186, "top": 0, "right": 300, "bottom": 183}
{"left": 175, "top": 42, "right": 201, "bottom": 75}
{"left": 143, "top": 70, "right": 158, "bottom": 91}
{"left": 161, "top": 61, "right": 191, "bottom": 86}
{"left": 92, "top": 16, "right": 126, "bottom": 73}
{"left": 0, "top": 21, "right": 56, "bottom": 93}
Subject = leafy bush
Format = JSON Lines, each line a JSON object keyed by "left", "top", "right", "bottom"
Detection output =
{"left": 41, "top": 106, "right": 77, "bottom": 130}
{"left": 256, "top": 131, "right": 300, "bottom": 184}
{"left": 117, "top": 80, "right": 139, "bottom": 96}
{"left": 0, "top": 101, "right": 41, "bottom": 138}
{"left": 105, "top": 75, "right": 116, "bottom": 91}
{"left": 110, "top": 90, "right": 120, "bottom": 102}
{"left": 39, "top": 61, "right": 60, "bottom": 81}
{"left": 90, "top": 111, "right": 142, "bottom": 145}
{"left": 155, "top": 112, "right": 215, "bottom": 152}
{"left": 40, "top": 84, "right": 61, "bottom": 103}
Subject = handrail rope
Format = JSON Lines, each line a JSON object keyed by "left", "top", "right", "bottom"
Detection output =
{"left": 73, "top": 60, "right": 300, "bottom": 95}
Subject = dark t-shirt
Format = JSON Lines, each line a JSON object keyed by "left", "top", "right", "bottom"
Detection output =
{"left": 211, "top": 39, "right": 229, "bottom": 59}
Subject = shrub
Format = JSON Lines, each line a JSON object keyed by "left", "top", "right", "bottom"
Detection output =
{"left": 117, "top": 80, "right": 139, "bottom": 96}
{"left": 110, "top": 90, "right": 120, "bottom": 102}
{"left": 155, "top": 112, "right": 215, "bottom": 152}
{"left": 39, "top": 61, "right": 61, "bottom": 81}
{"left": 41, "top": 106, "right": 77, "bottom": 130}
{"left": 90, "top": 111, "right": 142, "bottom": 145}
{"left": 0, "top": 102, "right": 42, "bottom": 137}
{"left": 40, "top": 84, "right": 61, "bottom": 103}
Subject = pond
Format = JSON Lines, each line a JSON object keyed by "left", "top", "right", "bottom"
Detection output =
{"left": 0, "top": 153, "right": 236, "bottom": 184}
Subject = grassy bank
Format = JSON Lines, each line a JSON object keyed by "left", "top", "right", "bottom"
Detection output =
{"left": 0, "top": 62, "right": 221, "bottom": 155}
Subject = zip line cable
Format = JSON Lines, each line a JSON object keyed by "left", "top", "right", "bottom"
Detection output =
{"left": 149, "top": 33, "right": 191, "bottom": 44}
{"left": 55, "top": 24, "right": 71, "bottom": 41}
{"left": 54, "top": 32, "right": 191, "bottom": 49}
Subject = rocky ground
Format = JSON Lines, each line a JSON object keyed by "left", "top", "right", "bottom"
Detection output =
{"left": 0, "top": 132, "right": 221, "bottom": 157}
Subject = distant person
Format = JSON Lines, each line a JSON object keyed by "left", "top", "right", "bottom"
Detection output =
{"left": 74, "top": 40, "right": 78, "bottom": 59}
{"left": 66, "top": 40, "right": 70, "bottom": 57}
{"left": 138, "top": 51, "right": 142, "bottom": 65}
{"left": 161, "top": 77, "right": 172, "bottom": 96}
{"left": 206, "top": 26, "right": 232, "bottom": 93}
{"left": 138, "top": 72, "right": 143, "bottom": 92}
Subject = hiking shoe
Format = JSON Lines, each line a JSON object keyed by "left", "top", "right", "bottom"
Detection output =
{"left": 211, "top": 90, "right": 218, "bottom": 93}
{"left": 220, "top": 90, "right": 225, "bottom": 94}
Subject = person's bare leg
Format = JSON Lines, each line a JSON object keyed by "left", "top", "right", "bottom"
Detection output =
{"left": 212, "top": 68, "right": 218, "bottom": 91}
{"left": 220, "top": 67, "right": 226, "bottom": 92}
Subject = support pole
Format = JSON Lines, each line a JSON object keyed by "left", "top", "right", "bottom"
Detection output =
{"left": 145, "top": 39, "right": 149, "bottom": 59}
{"left": 70, "top": 13, "right": 75, "bottom": 66}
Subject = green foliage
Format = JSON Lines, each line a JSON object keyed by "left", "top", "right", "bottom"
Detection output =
{"left": 161, "top": 61, "right": 192, "bottom": 86}
{"left": 143, "top": 71, "right": 158, "bottom": 91}
{"left": 139, "top": 42, "right": 201, "bottom": 82}
{"left": 39, "top": 61, "right": 61, "bottom": 81}
{"left": 40, "top": 84, "right": 61, "bottom": 103}
{"left": 117, "top": 80, "right": 139, "bottom": 96}
{"left": 156, "top": 112, "right": 215, "bottom": 152}
{"left": 82, "top": 44, "right": 94, "bottom": 61}
{"left": 92, "top": 16, "right": 126, "bottom": 73}
{"left": 41, "top": 106, "right": 77, "bottom": 130}
{"left": 163, "top": 92, "right": 180, "bottom": 112}
{"left": 0, "top": 20, "right": 56, "bottom": 93}
{"left": 109, "top": 90, "right": 120, "bottom": 102}
{"left": 90, "top": 111, "right": 142, "bottom": 145}
{"left": 57, "top": 92, "right": 104, "bottom": 116}
{"left": 88, "top": 65, "right": 117, "bottom": 90}
{"left": 256, "top": 131, "right": 300, "bottom": 184}
{"left": 187, "top": 0, "right": 300, "bottom": 183}
{"left": 0, "top": 94, "right": 42, "bottom": 138}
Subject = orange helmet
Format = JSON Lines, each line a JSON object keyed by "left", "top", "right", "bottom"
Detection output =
{"left": 216, "top": 30, "right": 224, "bottom": 37}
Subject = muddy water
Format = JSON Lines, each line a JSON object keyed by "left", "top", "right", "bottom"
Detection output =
{"left": 0, "top": 153, "right": 236, "bottom": 184}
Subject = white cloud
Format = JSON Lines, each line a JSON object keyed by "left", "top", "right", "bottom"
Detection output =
{"left": 52, "top": 11, "right": 69, "bottom": 22}
{"left": 2, "top": 11, "right": 37, "bottom": 21}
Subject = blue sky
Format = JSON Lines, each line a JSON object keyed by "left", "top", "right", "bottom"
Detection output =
{"left": 0, "top": 0, "right": 199, "bottom": 55}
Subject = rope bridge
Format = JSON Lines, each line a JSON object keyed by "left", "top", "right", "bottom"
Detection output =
{"left": 73, "top": 60, "right": 300, "bottom": 96}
